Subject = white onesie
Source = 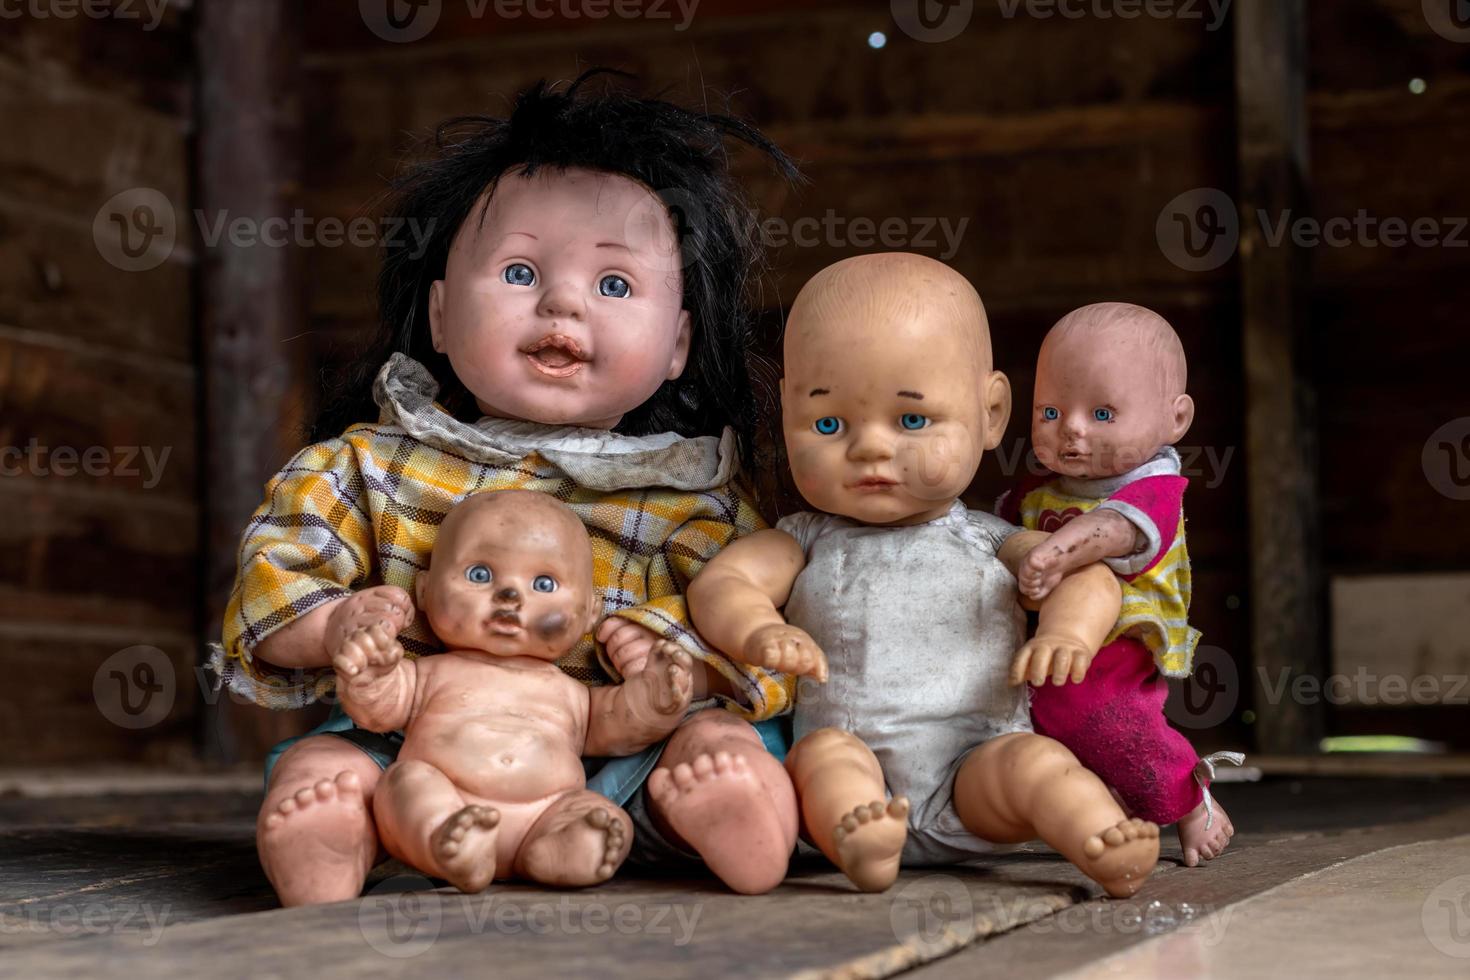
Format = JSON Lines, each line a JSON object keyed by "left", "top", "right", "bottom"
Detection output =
{"left": 777, "top": 500, "right": 1033, "bottom": 866}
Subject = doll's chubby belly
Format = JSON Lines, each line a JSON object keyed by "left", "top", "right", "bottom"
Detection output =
{"left": 401, "top": 655, "right": 589, "bottom": 804}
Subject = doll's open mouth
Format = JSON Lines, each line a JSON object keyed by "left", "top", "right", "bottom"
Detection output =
{"left": 488, "top": 610, "right": 523, "bottom": 635}
{"left": 523, "top": 334, "right": 589, "bottom": 379}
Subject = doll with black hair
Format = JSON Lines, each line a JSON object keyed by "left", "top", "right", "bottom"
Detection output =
{"left": 211, "top": 70, "right": 803, "bottom": 903}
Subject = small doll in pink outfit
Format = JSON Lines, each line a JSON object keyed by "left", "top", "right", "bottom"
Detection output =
{"left": 998, "top": 302, "right": 1239, "bottom": 867}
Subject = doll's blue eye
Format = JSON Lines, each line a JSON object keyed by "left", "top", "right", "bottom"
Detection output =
{"left": 598, "top": 275, "right": 630, "bottom": 298}
{"left": 1093, "top": 407, "right": 1114, "bottom": 422}
{"left": 466, "top": 564, "right": 493, "bottom": 584}
{"left": 900, "top": 413, "right": 929, "bottom": 430}
{"left": 503, "top": 263, "right": 535, "bottom": 286}
{"left": 1041, "top": 407, "right": 1060, "bottom": 421}
{"left": 532, "top": 575, "right": 558, "bottom": 593}
{"left": 813, "top": 417, "right": 843, "bottom": 435}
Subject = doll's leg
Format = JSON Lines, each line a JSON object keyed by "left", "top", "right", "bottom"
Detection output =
{"left": 373, "top": 759, "right": 501, "bottom": 893}
{"left": 646, "top": 708, "right": 799, "bottom": 894}
{"left": 512, "top": 788, "right": 634, "bottom": 887}
{"left": 1030, "top": 640, "right": 1230, "bottom": 866}
{"left": 952, "top": 732, "right": 1160, "bottom": 898}
{"left": 785, "top": 728, "right": 909, "bottom": 892}
{"left": 258, "top": 735, "right": 383, "bottom": 907}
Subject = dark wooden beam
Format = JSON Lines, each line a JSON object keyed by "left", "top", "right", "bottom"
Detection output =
{"left": 197, "top": 0, "right": 313, "bottom": 763}
{"left": 1234, "top": 0, "right": 1325, "bottom": 754}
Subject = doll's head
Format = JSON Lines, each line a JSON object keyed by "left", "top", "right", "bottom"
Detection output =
{"left": 414, "top": 490, "right": 598, "bottom": 661}
{"left": 315, "top": 69, "right": 799, "bottom": 466}
{"left": 1031, "top": 302, "right": 1194, "bottom": 480}
{"left": 780, "top": 253, "right": 1011, "bottom": 527}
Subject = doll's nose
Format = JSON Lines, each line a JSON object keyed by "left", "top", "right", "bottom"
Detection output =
{"left": 495, "top": 586, "right": 522, "bottom": 604}
{"left": 538, "top": 281, "right": 585, "bottom": 320}
{"left": 846, "top": 427, "right": 894, "bottom": 462}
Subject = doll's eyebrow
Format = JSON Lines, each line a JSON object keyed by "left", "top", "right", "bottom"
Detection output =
{"left": 504, "top": 231, "right": 538, "bottom": 241}
{"left": 809, "top": 388, "right": 830, "bottom": 397}
{"left": 595, "top": 241, "right": 632, "bottom": 252}
{"left": 897, "top": 391, "right": 925, "bottom": 400}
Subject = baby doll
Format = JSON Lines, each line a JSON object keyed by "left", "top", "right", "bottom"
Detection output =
{"left": 213, "top": 71, "right": 804, "bottom": 905}
{"left": 688, "top": 253, "right": 1161, "bottom": 898}
{"left": 998, "top": 302, "right": 1237, "bottom": 867}
{"left": 331, "top": 490, "right": 692, "bottom": 891}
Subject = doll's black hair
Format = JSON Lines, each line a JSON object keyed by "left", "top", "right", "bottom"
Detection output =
{"left": 311, "top": 68, "right": 801, "bottom": 471}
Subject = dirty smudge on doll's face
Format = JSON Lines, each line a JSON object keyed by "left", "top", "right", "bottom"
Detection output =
{"left": 416, "top": 490, "right": 598, "bottom": 661}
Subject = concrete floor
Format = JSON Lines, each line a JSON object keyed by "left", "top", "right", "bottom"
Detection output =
{"left": 2, "top": 775, "right": 1469, "bottom": 978}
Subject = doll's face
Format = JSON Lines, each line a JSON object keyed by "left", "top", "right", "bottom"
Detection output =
{"left": 429, "top": 167, "right": 691, "bottom": 430}
{"left": 780, "top": 254, "right": 1010, "bottom": 527}
{"left": 1031, "top": 306, "right": 1194, "bottom": 479}
{"left": 415, "top": 491, "right": 598, "bottom": 661}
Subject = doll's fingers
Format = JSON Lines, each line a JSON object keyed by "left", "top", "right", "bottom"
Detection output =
{"left": 1069, "top": 652, "right": 1093, "bottom": 684}
{"left": 599, "top": 619, "right": 638, "bottom": 649}
{"left": 1027, "top": 646, "right": 1054, "bottom": 687}
{"left": 1009, "top": 649, "right": 1032, "bottom": 687}
{"left": 1049, "top": 648, "right": 1073, "bottom": 685}
{"left": 811, "top": 648, "right": 830, "bottom": 684}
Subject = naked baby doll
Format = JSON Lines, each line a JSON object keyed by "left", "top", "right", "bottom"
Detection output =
{"left": 688, "top": 253, "right": 1160, "bottom": 897}
{"left": 330, "top": 489, "right": 693, "bottom": 892}
{"left": 998, "top": 302, "right": 1238, "bottom": 867}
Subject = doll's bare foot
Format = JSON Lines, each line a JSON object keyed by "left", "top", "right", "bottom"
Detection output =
{"left": 831, "top": 798, "right": 910, "bottom": 893}
{"left": 259, "top": 769, "right": 377, "bottom": 907}
{"left": 648, "top": 749, "right": 791, "bottom": 894}
{"left": 517, "top": 795, "right": 633, "bottom": 887}
{"left": 1078, "top": 818, "right": 1161, "bottom": 898}
{"left": 430, "top": 805, "right": 501, "bottom": 893}
{"left": 1177, "top": 799, "right": 1233, "bottom": 867}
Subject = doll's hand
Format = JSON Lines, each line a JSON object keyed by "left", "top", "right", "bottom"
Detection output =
{"left": 622, "top": 640, "right": 694, "bottom": 721}
{"left": 1017, "top": 544, "right": 1068, "bottom": 601}
{"left": 596, "top": 617, "right": 663, "bottom": 678}
{"left": 744, "top": 623, "right": 828, "bottom": 682}
{"left": 1009, "top": 633, "right": 1095, "bottom": 687}
{"left": 331, "top": 622, "right": 404, "bottom": 683}
{"left": 326, "top": 585, "right": 414, "bottom": 658}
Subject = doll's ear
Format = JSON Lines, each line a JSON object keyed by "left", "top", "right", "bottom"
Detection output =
{"left": 428, "top": 280, "right": 447, "bottom": 354}
{"left": 1169, "top": 393, "right": 1196, "bottom": 443}
{"left": 666, "top": 309, "right": 693, "bottom": 380}
{"left": 980, "top": 370, "right": 1013, "bottom": 451}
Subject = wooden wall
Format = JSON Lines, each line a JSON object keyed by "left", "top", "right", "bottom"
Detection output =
{"left": 0, "top": 9, "right": 200, "bottom": 764}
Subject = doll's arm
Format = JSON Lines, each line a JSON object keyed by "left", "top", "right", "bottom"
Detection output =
{"left": 584, "top": 641, "right": 693, "bottom": 756}
{"left": 330, "top": 623, "right": 418, "bottom": 733}
{"left": 686, "top": 528, "right": 827, "bottom": 681}
{"left": 1000, "top": 532, "right": 1122, "bottom": 686}
{"left": 1013, "top": 511, "right": 1141, "bottom": 601}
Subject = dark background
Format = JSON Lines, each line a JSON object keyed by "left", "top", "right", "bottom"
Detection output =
{"left": 2, "top": 0, "right": 1466, "bottom": 769}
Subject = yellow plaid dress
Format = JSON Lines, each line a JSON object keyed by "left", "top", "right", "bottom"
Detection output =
{"left": 209, "top": 354, "right": 794, "bottom": 721}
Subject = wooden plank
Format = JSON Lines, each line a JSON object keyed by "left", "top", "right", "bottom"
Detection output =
{"left": 0, "top": 630, "right": 197, "bottom": 767}
{"left": 0, "top": 333, "right": 196, "bottom": 500}
{"left": 0, "top": 484, "right": 197, "bottom": 635}
{"left": 1331, "top": 574, "right": 1470, "bottom": 705}
{"left": 1234, "top": 0, "right": 1325, "bottom": 755}
{"left": 198, "top": 0, "right": 312, "bottom": 766}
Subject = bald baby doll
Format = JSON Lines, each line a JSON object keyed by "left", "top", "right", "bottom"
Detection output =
{"left": 999, "top": 303, "right": 1237, "bottom": 868}
{"left": 330, "top": 489, "right": 693, "bottom": 892}
{"left": 688, "top": 254, "right": 1160, "bottom": 897}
